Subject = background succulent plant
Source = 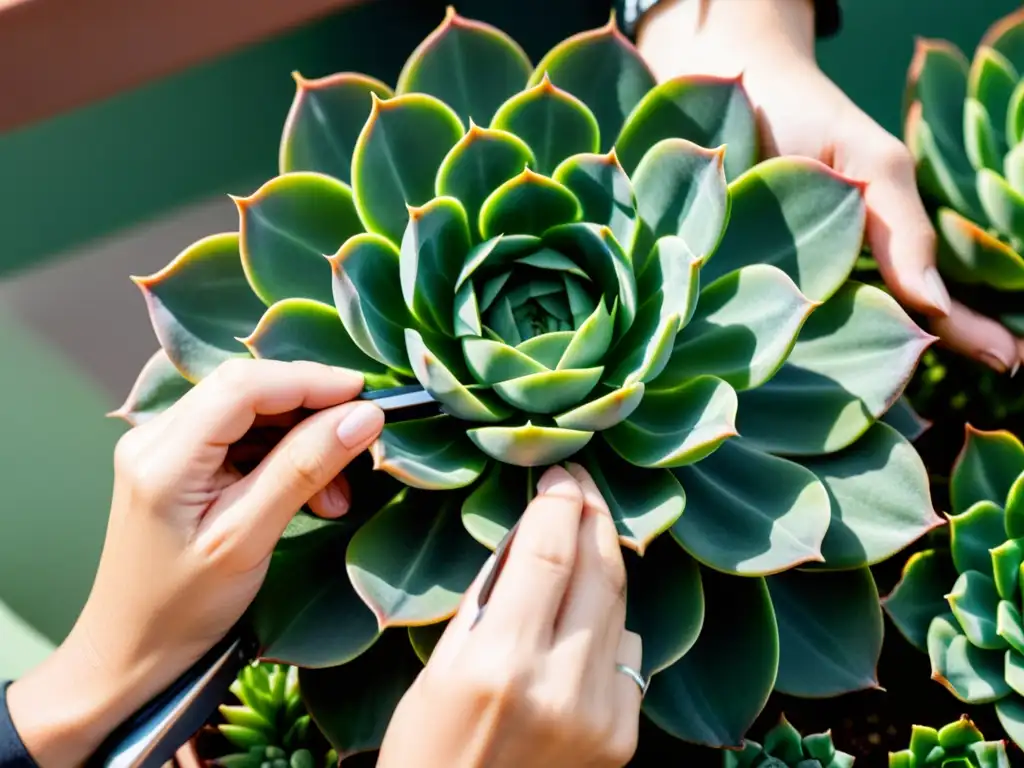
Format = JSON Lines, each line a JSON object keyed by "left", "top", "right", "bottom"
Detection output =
{"left": 724, "top": 714, "right": 854, "bottom": 768}
{"left": 115, "top": 7, "right": 940, "bottom": 757}
{"left": 888, "top": 716, "right": 1009, "bottom": 768}
{"left": 885, "top": 426, "right": 1024, "bottom": 749}
{"left": 904, "top": 8, "right": 1024, "bottom": 338}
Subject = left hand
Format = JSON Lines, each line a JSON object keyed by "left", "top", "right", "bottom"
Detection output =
{"left": 8, "top": 359, "right": 384, "bottom": 767}
{"left": 637, "top": 0, "right": 1023, "bottom": 374}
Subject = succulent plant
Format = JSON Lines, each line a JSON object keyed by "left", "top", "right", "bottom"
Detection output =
{"left": 888, "top": 716, "right": 1009, "bottom": 768}
{"left": 885, "top": 426, "right": 1024, "bottom": 749}
{"left": 724, "top": 714, "right": 854, "bottom": 768}
{"left": 904, "top": 9, "right": 1024, "bottom": 337}
{"left": 212, "top": 663, "right": 326, "bottom": 768}
{"left": 115, "top": 7, "right": 940, "bottom": 756}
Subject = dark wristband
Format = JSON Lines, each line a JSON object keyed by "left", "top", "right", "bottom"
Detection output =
{"left": 0, "top": 682, "right": 38, "bottom": 768}
{"left": 614, "top": 0, "right": 842, "bottom": 41}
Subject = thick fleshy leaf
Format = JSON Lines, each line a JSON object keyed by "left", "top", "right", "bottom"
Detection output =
{"left": 992, "top": 539, "right": 1024, "bottom": 601}
{"left": 455, "top": 234, "right": 541, "bottom": 289}
{"left": 491, "top": 74, "right": 600, "bottom": 174}
{"left": 110, "top": 349, "right": 194, "bottom": 426}
{"left": 279, "top": 72, "right": 393, "bottom": 183}
{"left": 468, "top": 422, "right": 593, "bottom": 466}
{"left": 479, "top": 168, "right": 582, "bottom": 239}
{"left": 352, "top": 93, "right": 464, "bottom": 244}
{"left": 995, "top": 696, "right": 1024, "bottom": 750}
{"left": 461, "top": 462, "right": 537, "bottom": 549}
{"left": 242, "top": 299, "right": 389, "bottom": 378}
{"left": 737, "top": 283, "right": 934, "bottom": 456}
{"left": 557, "top": 299, "right": 615, "bottom": 370}
{"left": 604, "top": 375, "right": 737, "bottom": 469}
{"left": 950, "top": 500, "right": 1007, "bottom": 580}
{"left": 657, "top": 263, "right": 813, "bottom": 392}
{"left": 408, "top": 621, "right": 447, "bottom": 664}
{"left": 462, "top": 337, "right": 547, "bottom": 385}
{"left": 605, "top": 308, "right": 679, "bottom": 387}
{"left": 883, "top": 549, "right": 958, "bottom": 651}
{"left": 969, "top": 46, "right": 1017, "bottom": 149}
{"left": 1008, "top": 475, "right": 1024, "bottom": 539}
{"left": 552, "top": 150, "right": 637, "bottom": 250}
{"left": 516, "top": 330, "right": 574, "bottom": 367}
{"left": 330, "top": 233, "right": 413, "bottom": 375}
{"left": 799, "top": 422, "right": 941, "bottom": 570}
{"left": 395, "top": 7, "right": 531, "bottom": 125}
{"left": 299, "top": 629, "right": 422, "bottom": 759}
{"left": 769, "top": 567, "right": 882, "bottom": 696}
{"left": 624, "top": 538, "right": 704, "bottom": 676}
{"left": 346, "top": 491, "right": 489, "bottom": 629}
{"left": 581, "top": 439, "right": 685, "bottom": 554}
{"left": 405, "top": 329, "right": 510, "bottom": 423}
{"left": 928, "top": 612, "right": 1010, "bottom": 703}
{"left": 951, "top": 426, "right": 1024, "bottom": 515}
{"left": 982, "top": 8, "right": 1024, "bottom": 79}
{"left": 671, "top": 438, "right": 830, "bottom": 575}
{"left": 936, "top": 207, "right": 1024, "bottom": 290}
{"left": 907, "top": 101, "right": 984, "bottom": 220}
{"left": 492, "top": 366, "right": 604, "bottom": 414}
{"left": 616, "top": 74, "right": 756, "bottom": 180}
{"left": 436, "top": 125, "right": 536, "bottom": 240}
{"left": 882, "top": 396, "right": 932, "bottom": 443}
{"left": 643, "top": 569, "right": 778, "bottom": 749}
{"left": 965, "top": 98, "right": 1001, "bottom": 171}
{"left": 629, "top": 139, "right": 728, "bottom": 267}
{"left": 133, "top": 232, "right": 265, "bottom": 381}
{"left": 237, "top": 173, "right": 362, "bottom": 306}
{"left": 251, "top": 514, "right": 378, "bottom": 668}
{"left": 948, "top": 570, "right": 1005, "bottom": 650}
{"left": 979, "top": 168, "right": 1024, "bottom": 242}
{"left": 528, "top": 17, "right": 656, "bottom": 151}
{"left": 702, "top": 157, "right": 867, "bottom": 303}
{"left": 371, "top": 416, "right": 488, "bottom": 490}
{"left": 400, "top": 197, "right": 471, "bottom": 334}
{"left": 553, "top": 382, "right": 644, "bottom": 432}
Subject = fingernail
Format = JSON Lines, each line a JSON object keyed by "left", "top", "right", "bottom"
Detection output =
{"left": 1012, "top": 360, "right": 1021, "bottom": 378}
{"left": 922, "top": 267, "right": 952, "bottom": 315}
{"left": 979, "top": 349, "right": 1013, "bottom": 373}
{"left": 335, "top": 403, "right": 384, "bottom": 448}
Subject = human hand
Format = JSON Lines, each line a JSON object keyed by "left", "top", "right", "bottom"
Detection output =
{"left": 7, "top": 359, "right": 384, "bottom": 767}
{"left": 636, "top": 0, "right": 1023, "bottom": 374}
{"left": 378, "top": 464, "right": 644, "bottom": 768}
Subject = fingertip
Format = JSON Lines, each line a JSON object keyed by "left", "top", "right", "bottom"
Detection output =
{"left": 307, "top": 480, "right": 350, "bottom": 518}
{"left": 566, "top": 462, "right": 611, "bottom": 515}
{"left": 335, "top": 401, "right": 385, "bottom": 449}
{"left": 536, "top": 465, "right": 580, "bottom": 498}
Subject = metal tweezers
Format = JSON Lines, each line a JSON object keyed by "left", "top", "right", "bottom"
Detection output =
{"left": 89, "top": 383, "right": 482, "bottom": 768}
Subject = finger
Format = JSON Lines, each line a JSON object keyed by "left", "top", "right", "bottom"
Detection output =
{"left": 476, "top": 466, "right": 584, "bottom": 649}
{"left": 197, "top": 400, "right": 384, "bottom": 561}
{"left": 613, "top": 630, "right": 644, "bottom": 742}
{"left": 164, "top": 359, "right": 365, "bottom": 450}
{"left": 426, "top": 551, "right": 496, "bottom": 667}
{"left": 930, "top": 300, "right": 1021, "bottom": 374}
{"left": 308, "top": 473, "right": 352, "bottom": 518}
{"left": 854, "top": 140, "right": 952, "bottom": 318}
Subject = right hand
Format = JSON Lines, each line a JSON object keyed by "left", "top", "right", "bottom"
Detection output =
{"left": 378, "top": 464, "right": 643, "bottom": 768}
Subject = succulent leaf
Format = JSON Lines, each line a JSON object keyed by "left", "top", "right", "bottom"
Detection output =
{"left": 237, "top": 173, "right": 362, "bottom": 306}
{"left": 352, "top": 93, "right": 465, "bottom": 244}
{"left": 461, "top": 462, "right": 536, "bottom": 548}
{"left": 371, "top": 416, "right": 487, "bottom": 490}
{"left": 642, "top": 569, "right": 778, "bottom": 749}
{"left": 395, "top": 7, "right": 532, "bottom": 126}
{"left": 950, "top": 501, "right": 1006, "bottom": 580}
{"left": 553, "top": 150, "right": 637, "bottom": 250}
{"left": 491, "top": 75, "right": 600, "bottom": 174}
{"left": 491, "top": 365, "right": 604, "bottom": 413}
{"left": 965, "top": 97, "right": 1002, "bottom": 171}
{"left": 110, "top": 349, "right": 194, "bottom": 426}
{"left": 992, "top": 540, "right": 1024, "bottom": 600}
{"left": 928, "top": 612, "right": 1010, "bottom": 703}
{"left": 736, "top": 283, "right": 934, "bottom": 455}
{"left": 702, "top": 157, "right": 867, "bottom": 303}
{"left": 881, "top": 396, "right": 932, "bottom": 443}
{"left": 947, "top": 570, "right": 1006, "bottom": 650}
{"left": 616, "top": 74, "right": 757, "bottom": 180}
{"left": 996, "top": 697, "right": 1024, "bottom": 751}
{"left": 528, "top": 17, "right": 656, "bottom": 151}
{"left": 478, "top": 168, "right": 583, "bottom": 238}
{"left": 978, "top": 167, "right": 1024, "bottom": 241}
{"left": 969, "top": 47, "right": 1017, "bottom": 149}
{"left": 936, "top": 207, "right": 1024, "bottom": 290}
{"left": 408, "top": 621, "right": 447, "bottom": 664}
{"left": 436, "top": 125, "right": 536, "bottom": 240}
{"left": 133, "top": 232, "right": 265, "bottom": 381}
{"left": 553, "top": 381, "right": 645, "bottom": 432}
{"left": 982, "top": 8, "right": 1024, "bottom": 74}
{"left": 346, "top": 491, "right": 488, "bottom": 629}
{"left": 279, "top": 72, "right": 393, "bottom": 183}
{"left": 624, "top": 537, "right": 704, "bottom": 676}
{"left": 468, "top": 421, "right": 594, "bottom": 466}
{"left": 951, "top": 427, "right": 1024, "bottom": 516}
{"left": 670, "top": 437, "right": 830, "bottom": 576}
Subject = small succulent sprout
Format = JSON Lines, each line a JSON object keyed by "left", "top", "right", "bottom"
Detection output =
{"left": 724, "top": 714, "right": 855, "bottom": 767}
{"left": 888, "top": 715, "right": 1009, "bottom": 768}
{"left": 885, "top": 426, "right": 1024, "bottom": 750}
{"left": 904, "top": 9, "right": 1024, "bottom": 336}
{"left": 118, "top": 6, "right": 940, "bottom": 756}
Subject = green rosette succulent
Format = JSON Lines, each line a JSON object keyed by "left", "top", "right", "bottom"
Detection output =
{"left": 889, "top": 716, "right": 1009, "bottom": 768}
{"left": 724, "top": 715, "right": 854, "bottom": 768}
{"left": 885, "top": 426, "right": 1024, "bottom": 749}
{"left": 115, "top": 8, "right": 940, "bottom": 755}
{"left": 904, "top": 9, "right": 1024, "bottom": 336}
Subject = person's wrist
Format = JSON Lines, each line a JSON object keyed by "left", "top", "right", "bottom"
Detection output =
{"left": 636, "top": 0, "right": 816, "bottom": 82}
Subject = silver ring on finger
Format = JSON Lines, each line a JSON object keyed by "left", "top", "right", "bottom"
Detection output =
{"left": 616, "top": 663, "right": 649, "bottom": 697}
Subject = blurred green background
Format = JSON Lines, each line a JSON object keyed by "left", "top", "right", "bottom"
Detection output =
{"left": 0, "top": 0, "right": 1018, "bottom": 677}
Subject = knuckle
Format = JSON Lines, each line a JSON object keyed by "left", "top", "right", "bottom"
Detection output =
{"left": 282, "top": 440, "right": 328, "bottom": 490}
{"left": 457, "top": 651, "right": 525, "bottom": 705}
{"left": 211, "top": 358, "right": 254, "bottom": 389}
{"left": 873, "top": 138, "right": 914, "bottom": 177}
{"left": 113, "top": 428, "right": 169, "bottom": 499}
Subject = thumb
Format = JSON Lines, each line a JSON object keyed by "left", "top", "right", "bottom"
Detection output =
{"left": 858, "top": 142, "right": 952, "bottom": 318}
{"left": 199, "top": 400, "right": 384, "bottom": 565}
